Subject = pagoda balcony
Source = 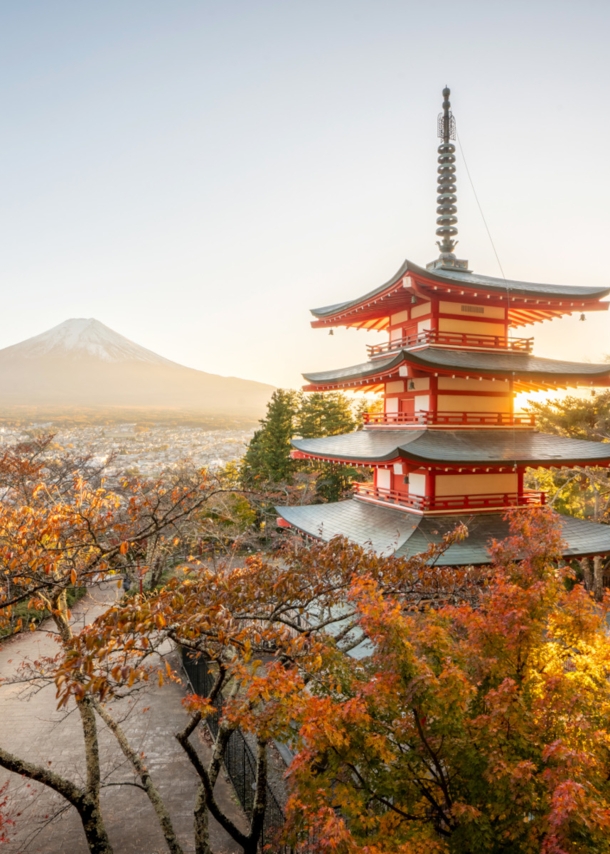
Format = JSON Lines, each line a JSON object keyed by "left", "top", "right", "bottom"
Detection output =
{"left": 362, "top": 410, "right": 536, "bottom": 429}
{"left": 367, "top": 329, "right": 534, "bottom": 359}
{"left": 353, "top": 483, "right": 546, "bottom": 515}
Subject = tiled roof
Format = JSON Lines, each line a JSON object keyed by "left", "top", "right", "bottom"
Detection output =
{"left": 303, "top": 348, "right": 610, "bottom": 385}
{"left": 291, "top": 429, "right": 610, "bottom": 466}
{"left": 310, "top": 259, "right": 610, "bottom": 319}
{"left": 304, "top": 354, "right": 400, "bottom": 384}
{"left": 406, "top": 348, "right": 610, "bottom": 379}
{"left": 276, "top": 500, "right": 610, "bottom": 565}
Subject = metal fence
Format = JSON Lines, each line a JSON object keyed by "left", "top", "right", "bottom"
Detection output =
{"left": 181, "top": 650, "right": 297, "bottom": 853}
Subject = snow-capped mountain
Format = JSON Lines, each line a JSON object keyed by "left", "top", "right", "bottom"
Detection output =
{"left": 0, "top": 319, "right": 274, "bottom": 418}
{"left": 0, "top": 318, "right": 177, "bottom": 365}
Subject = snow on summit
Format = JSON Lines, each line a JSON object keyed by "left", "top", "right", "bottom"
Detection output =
{"left": 0, "top": 318, "right": 177, "bottom": 365}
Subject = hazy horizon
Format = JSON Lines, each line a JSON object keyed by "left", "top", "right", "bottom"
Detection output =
{"left": 1, "top": 1, "right": 609, "bottom": 390}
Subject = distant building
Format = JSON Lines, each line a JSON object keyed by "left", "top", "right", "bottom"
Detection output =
{"left": 277, "top": 88, "right": 610, "bottom": 566}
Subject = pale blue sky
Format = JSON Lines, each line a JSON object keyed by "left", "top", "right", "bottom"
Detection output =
{"left": 1, "top": 0, "right": 609, "bottom": 388}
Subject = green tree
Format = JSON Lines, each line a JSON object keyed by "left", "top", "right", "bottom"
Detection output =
{"left": 525, "top": 393, "right": 610, "bottom": 521}
{"left": 297, "top": 392, "right": 365, "bottom": 502}
{"left": 297, "top": 392, "right": 358, "bottom": 438}
{"left": 527, "top": 391, "right": 610, "bottom": 441}
{"left": 240, "top": 389, "right": 300, "bottom": 486}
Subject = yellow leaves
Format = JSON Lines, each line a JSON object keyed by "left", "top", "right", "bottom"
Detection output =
{"left": 70, "top": 568, "right": 77, "bottom": 585}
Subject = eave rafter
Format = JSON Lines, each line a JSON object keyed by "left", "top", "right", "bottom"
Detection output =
{"left": 303, "top": 357, "right": 610, "bottom": 394}
{"left": 291, "top": 448, "right": 610, "bottom": 471}
{"left": 310, "top": 266, "right": 610, "bottom": 330}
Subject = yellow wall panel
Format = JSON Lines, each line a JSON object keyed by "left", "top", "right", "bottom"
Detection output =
{"left": 437, "top": 395, "right": 511, "bottom": 413}
{"left": 435, "top": 473, "right": 518, "bottom": 496}
{"left": 438, "top": 378, "right": 506, "bottom": 391}
{"left": 438, "top": 318, "right": 506, "bottom": 336}
{"left": 411, "top": 301, "right": 431, "bottom": 319}
{"left": 439, "top": 301, "right": 506, "bottom": 320}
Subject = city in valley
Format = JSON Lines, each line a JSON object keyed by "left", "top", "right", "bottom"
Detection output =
{"left": 0, "top": 422, "right": 254, "bottom": 477}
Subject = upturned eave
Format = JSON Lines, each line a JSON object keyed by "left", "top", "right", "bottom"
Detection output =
{"left": 309, "top": 259, "right": 610, "bottom": 330}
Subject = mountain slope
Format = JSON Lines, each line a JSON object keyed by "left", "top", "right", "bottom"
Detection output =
{"left": 0, "top": 319, "right": 274, "bottom": 418}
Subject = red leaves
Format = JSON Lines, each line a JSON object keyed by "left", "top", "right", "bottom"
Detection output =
{"left": 284, "top": 511, "right": 610, "bottom": 852}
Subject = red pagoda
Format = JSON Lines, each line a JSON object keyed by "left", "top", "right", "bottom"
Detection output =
{"left": 277, "top": 88, "right": 610, "bottom": 565}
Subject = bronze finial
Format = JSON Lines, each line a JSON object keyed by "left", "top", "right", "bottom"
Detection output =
{"left": 427, "top": 87, "right": 470, "bottom": 272}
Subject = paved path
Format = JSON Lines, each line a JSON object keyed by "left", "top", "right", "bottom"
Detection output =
{"left": 0, "top": 584, "right": 246, "bottom": 853}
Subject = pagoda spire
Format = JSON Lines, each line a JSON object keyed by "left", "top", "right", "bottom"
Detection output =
{"left": 427, "top": 86, "right": 469, "bottom": 272}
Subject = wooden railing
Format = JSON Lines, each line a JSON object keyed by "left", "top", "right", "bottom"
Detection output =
{"left": 363, "top": 411, "right": 536, "bottom": 428}
{"left": 353, "top": 482, "right": 545, "bottom": 512}
{"left": 367, "top": 329, "right": 534, "bottom": 358}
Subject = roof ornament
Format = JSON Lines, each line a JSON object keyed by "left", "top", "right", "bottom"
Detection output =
{"left": 427, "top": 87, "right": 470, "bottom": 272}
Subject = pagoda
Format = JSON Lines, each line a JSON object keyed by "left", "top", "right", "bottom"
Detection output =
{"left": 277, "top": 88, "right": 610, "bottom": 566}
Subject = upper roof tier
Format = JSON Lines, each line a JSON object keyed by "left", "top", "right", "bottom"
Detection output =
{"left": 303, "top": 346, "right": 610, "bottom": 393}
{"left": 310, "top": 260, "right": 610, "bottom": 330}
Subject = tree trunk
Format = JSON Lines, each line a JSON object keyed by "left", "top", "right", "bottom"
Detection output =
{"left": 193, "top": 783, "right": 213, "bottom": 854}
{"left": 581, "top": 557, "right": 593, "bottom": 591}
{"left": 94, "top": 700, "right": 184, "bottom": 854}
{"left": 52, "top": 597, "right": 111, "bottom": 853}
{"left": 243, "top": 739, "right": 268, "bottom": 854}
{"left": 593, "top": 555, "right": 604, "bottom": 602}
{"left": 0, "top": 745, "right": 113, "bottom": 854}
{"left": 79, "top": 799, "right": 115, "bottom": 854}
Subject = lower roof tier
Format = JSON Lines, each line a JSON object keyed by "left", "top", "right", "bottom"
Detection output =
{"left": 276, "top": 499, "right": 610, "bottom": 565}
{"left": 303, "top": 347, "right": 610, "bottom": 392}
{"left": 291, "top": 429, "right": 610, "bottom": 468}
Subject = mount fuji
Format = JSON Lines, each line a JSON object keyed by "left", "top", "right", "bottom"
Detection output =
{"left": 0, "top": 319, "right": 274, "bottom": 419}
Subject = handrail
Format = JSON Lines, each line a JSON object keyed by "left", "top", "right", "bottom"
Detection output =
{"left": 353, "top": 482, "right": 545, "bottom": 512}
{"left": 363, "top": 410, "right": 536, "bottom": 427}
{"left": 367, "top": 329, "right": 534, "bottom": 358}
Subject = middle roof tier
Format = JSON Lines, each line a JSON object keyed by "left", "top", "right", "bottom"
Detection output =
{"left": 302, "top": 346, "right": 610, "bottom": 393}
{"left": 291, "top": 429, "right": 610, "bottom": 468}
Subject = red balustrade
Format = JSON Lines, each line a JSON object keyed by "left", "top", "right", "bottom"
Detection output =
{"left": 367, "top": 329, "right": 533, "bottom": 358}
{"left": 362, "top": 411, "right": 536, "bottom": 427}
{"left": 353, "top": 482, "right": 545, "bottom": 512}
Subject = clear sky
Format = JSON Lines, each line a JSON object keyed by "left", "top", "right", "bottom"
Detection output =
{"left": 1, "top": 0, "right": 609, "bottom": 390}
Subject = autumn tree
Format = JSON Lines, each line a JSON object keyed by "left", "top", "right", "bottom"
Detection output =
{"left": 286, "top": 508, "right": 610, "bottom": 853}
{"left": 56, "top": 526, "right": 473, "bottom": 854}
{"left": 0, "top": 436, "right": 237, "bottom": 854}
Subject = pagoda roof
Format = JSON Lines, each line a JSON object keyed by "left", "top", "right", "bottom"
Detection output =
{"left": 291, "top": 429, "right": 610, "bottom": 467}
{"left": 276, "top": 499, "right": 610, "bottom": 564}
{"left": 303, "top": 347, "right": 610, "bottom": 391}
{"left": 310, "top": 260, "right": 610, "bottom": 329}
